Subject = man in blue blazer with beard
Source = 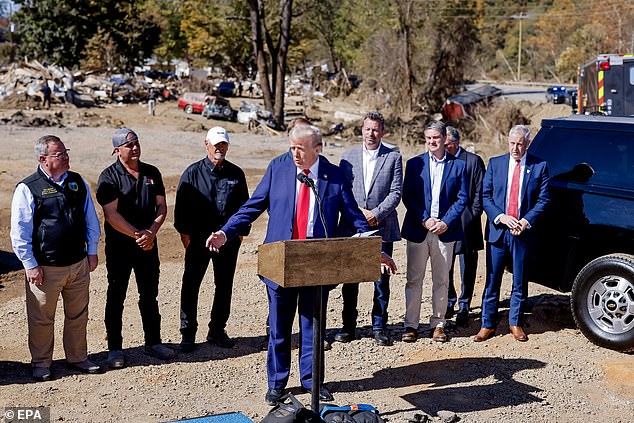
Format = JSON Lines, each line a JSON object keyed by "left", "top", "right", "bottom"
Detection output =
{"left": 206, "top": 124, "right": 372, "bottom": 406}
{"left": 474, "top": 125, "right": 550, "bottom": 343}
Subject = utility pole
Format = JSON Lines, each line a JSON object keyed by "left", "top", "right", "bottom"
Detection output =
{"left": 8, "top": 3, "right": 14, "bottom": 62}
{"left": 511, "top": 12, "right": 528, "bottom": 82}
{"left": 517, "top": 12, "right": 522, "bottom": 81}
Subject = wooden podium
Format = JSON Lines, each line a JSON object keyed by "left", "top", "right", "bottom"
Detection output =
{"left": 258, "top": 236, "right": 382, "bottom": 411}
{"left": 258, "top": 237, "right": 381, "bottom": 287}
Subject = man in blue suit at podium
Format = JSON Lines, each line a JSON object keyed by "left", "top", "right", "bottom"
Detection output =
{"left": 206, "top": 124, "right": 372, "bottom": 405}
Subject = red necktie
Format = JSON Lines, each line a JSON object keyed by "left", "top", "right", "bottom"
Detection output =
{"left": 293, "top": 169, "right": 311, "bottom": 239}
{"left": 508, "top": 160, "right": 521, "bottom": 219}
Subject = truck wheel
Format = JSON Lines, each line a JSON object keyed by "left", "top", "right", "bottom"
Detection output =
{"left": 185, "top": 104, "right": 193, "bottom": 114}
{"left": 571, "top": 254, "right": 634, "bottom": 352}
{"left": 222, "top": 106, "right": 233, "bottom": 118}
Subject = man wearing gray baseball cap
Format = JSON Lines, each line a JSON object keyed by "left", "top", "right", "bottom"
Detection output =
{"left": 96, "top": 128, "right": 175, "bottom": 368}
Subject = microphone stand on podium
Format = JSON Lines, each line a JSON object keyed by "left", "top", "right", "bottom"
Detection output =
{"left": 257, "top": 234, "right": 381, "bottom": 413}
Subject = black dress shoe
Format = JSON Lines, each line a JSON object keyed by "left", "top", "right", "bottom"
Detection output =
{"left": 301, "top": 386, "right": 334, "bottom": 402}
{"left": 207, "top": 331, "right": 236, "bottom": 348}
{"left": 455, "top": 310, "right": 469, "bottom": 326}
{"left": 180, "top": 340, "right": 196, "bottom": 353}
{"left": 373, "top": 330, "right": 392, "bottom": 346}
{"left": 33, "top": 367, "right": 51, "bottom": 382}
{"left": 67, "top": 359, "right": 102, "bottom": 374}
{"left": 265, "top": 388, "right": 285, "bottom": 406}
{"left": 445, "top": 306, "right": 455, "bottom": 319}
{"left": 334, "top": 330, "right": 354, "bottom": 343}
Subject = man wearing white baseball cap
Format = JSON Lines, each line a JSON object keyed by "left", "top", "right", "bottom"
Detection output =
{"left": 174, "top": 126, "right": 250, "bottom": 352}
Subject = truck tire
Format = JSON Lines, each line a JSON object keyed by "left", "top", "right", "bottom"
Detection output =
{"left": 222, "top": 106, "right": 233, "bottom": 118}
{"left": 571, "top": 254, "right": 634, "bottom": 352}
{"left": 185, "top": 104, "right": 193, "bottom": 114}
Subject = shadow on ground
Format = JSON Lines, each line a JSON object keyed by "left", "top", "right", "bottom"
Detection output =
{"left": 0, "top": 250, "right": 21, "bottom": 275}
{"left": 335, "top": 357, "right": 545, "bottom": 416}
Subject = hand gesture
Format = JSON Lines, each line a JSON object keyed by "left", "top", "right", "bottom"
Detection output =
{"left": 380, "top": 252, "right": 398, "bottom": 275}
{"left": 361, "top": 208, "right": 378, "bottom": 227}
{"left": 135, "top": 229, "right": 156, "bottom": 250}
{"left": 206, "top": 231, "right": 227, "bottom": 252}
{"left": 26, "top": 266, "right": 44, "bottom": 286}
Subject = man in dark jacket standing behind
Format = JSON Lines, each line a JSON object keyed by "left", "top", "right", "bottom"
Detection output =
{"left": 175, "top": 127, "right": 250, "bottom": 352}
{"left": 444, "top": 126, "right": 485, "bottom": 326}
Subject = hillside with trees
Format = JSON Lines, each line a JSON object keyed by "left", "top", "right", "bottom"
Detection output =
{"left": 3, "top": 0, "right": 634, "bottom": 116}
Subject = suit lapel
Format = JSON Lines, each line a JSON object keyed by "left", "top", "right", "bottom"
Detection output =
{"left": 440, "top": 156, "right": 453, "bottom": 191}
{"left": 317, "top": 156, "right": 330, "bottom": 204}
{"left": 520, "top": 155, "right": 534, "bottom": 207}
{"left": 368, "top": 144, "right": 388, "bottom": 194}
{"left": 422, "top": 154, "right": 432, "bottom": 210}
{"left": 497, "top": 154, "right": 510, "bottom": 209}
{"left": 285, "top": 159, "right": 298, "bottom": 218}
{"left": 351, "top": 147, "right": 365, "bottom": 196}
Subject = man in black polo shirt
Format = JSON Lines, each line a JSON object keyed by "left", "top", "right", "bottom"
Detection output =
{"left": 175, "top": 127, "right": 250, "bottom": 352}
{"left": 96, "top": 128, "right": 175, "bottom": 368}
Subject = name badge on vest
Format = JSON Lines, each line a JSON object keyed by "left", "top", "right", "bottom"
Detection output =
{"left": 41, "top": 187, "right": 57, "bottom": 195}
{"left": 68, "top": 181, "right": 79, "bottom": 191}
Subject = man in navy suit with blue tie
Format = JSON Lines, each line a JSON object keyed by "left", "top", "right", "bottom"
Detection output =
{"left": 401, "top": 121, "right": 468, "bottom": 343}
{"left": 206, "top": 124, "right": 373, "bottom": 405}
{"left": 474, "top": 125, "right": 550, "bottom": 343}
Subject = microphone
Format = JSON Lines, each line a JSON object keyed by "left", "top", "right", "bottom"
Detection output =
{"left": 297, "top": 171, "right": 312, "bottom": 187}
{"left": 296, "top": 172, "right": 328, "bottom": 238}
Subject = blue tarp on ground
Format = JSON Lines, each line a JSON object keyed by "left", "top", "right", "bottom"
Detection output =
{"left": 165, "top": 412, "right": 254, "bottom": 423}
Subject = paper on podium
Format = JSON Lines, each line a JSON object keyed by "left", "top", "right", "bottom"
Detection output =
{"left": 352, "top": 229, "right": 380, "bottom": 237}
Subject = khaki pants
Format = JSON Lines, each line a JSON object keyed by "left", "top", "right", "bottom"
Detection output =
{"left": 25, "top": 258, "right": 90, "bottom": 368}
{"left": 405, "top": 234, "right": 455, "bottom": 329}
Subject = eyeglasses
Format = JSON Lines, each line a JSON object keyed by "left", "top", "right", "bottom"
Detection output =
{"left": 44, "top": 149, "right": 70, "bottom": 159}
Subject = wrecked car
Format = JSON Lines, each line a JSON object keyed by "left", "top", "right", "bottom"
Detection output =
{"left": 201, "top": 96, "right": 237, "bottom": 121}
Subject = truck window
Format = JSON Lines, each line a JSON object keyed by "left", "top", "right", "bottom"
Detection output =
{"left": 533, "top": 128, "right": 633, "bottom": 188}
{"left": 630, "top": 67, "right": 634, "bottom": 85}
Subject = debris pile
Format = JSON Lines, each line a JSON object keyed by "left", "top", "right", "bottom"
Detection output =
{"left": 0, "top": 59, "right": 179, "bottom": 109}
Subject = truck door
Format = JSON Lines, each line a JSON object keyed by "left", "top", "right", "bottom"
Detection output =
{"left": 625, "top": 61, "right": 634, "bottom": 116}
{"left": 604, "top": 57, "right": 623, "bottom": 115}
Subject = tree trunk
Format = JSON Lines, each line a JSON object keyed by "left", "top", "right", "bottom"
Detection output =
{"left": 397, "top": 0, "right": 413, "bottom": 114}
{"left": 248, "top": 0, "right": 291, "bottom": 127}
{"left": 247, "top": 0, "right": 273, "bottom": 112}
{"left": 274, "top": 0, "right": 292, "bottom": 126}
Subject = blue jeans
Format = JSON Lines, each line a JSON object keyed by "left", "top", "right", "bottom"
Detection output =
{"left": 341, "top": 242, "right": 393, "bottom": 332}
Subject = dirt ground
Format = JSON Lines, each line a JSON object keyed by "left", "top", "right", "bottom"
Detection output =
{"left": 0, "top": 100, "right": 633, "bottom": 423}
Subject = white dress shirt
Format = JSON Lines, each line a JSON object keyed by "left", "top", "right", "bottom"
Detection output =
{"left": 10, "top": 167, "right": 101, "bottom": 270}
{"left": 429, "top": 152, "right": 447, "bottom": 219}
{"left": 506, "top": 154, "right": 526, "bottom": 214}
{"left": 362, "top": 144, "right": 379, "bottom": 197}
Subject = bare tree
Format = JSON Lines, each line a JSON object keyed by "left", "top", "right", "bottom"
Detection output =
{"left": 396, "top": 0, "right": 414, "bottom": 114}
{"left": 247, "top": 0, "right": 292, "bottom": 127}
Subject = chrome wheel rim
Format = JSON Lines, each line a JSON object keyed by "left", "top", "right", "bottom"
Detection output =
{"left": 587, "top": 275, "right": 634, "bottom": 334}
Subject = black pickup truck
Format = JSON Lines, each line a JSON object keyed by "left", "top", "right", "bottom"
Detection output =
{"left": 528, "top": 115, "right": 634, "bottom": 352}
